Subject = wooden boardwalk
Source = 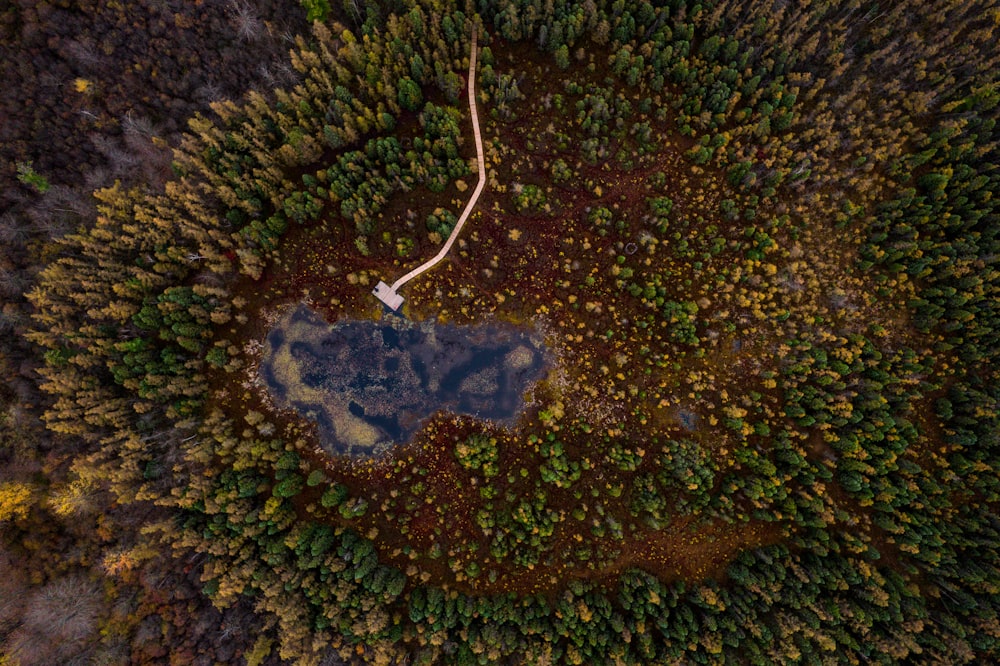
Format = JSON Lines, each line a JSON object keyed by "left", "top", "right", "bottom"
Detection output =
{"left": 374, "top": 28, "right": 485, "bottom": 311}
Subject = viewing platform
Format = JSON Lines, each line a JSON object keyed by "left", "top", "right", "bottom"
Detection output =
{"left": 373, "top": 281, "right": 405, "bottom": 311}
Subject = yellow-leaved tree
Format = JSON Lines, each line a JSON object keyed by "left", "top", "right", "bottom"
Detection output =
{"left": 0, "top": 481, "right": 34, "bottom": 523}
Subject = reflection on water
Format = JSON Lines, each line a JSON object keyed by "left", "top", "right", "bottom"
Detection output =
{"left": 260, "top": 305, "right": 549, "bottom": 458}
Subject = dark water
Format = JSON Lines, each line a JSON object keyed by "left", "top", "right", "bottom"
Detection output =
{"left": 261, "top": 305, "right": 549, "bottom": 457}
{"left": 677, "top": 408, "right": 698, "bottom": 431}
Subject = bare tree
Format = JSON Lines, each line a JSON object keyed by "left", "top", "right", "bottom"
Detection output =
{"left": 228, "top": 0, "right": 264, "bottom": 42}
{"left": 0, "top": 268, "right": 28, "bottom": 298}
{"left": 26, "top": 209, "right": 71, "bottom": 241}
{"left": 121, "top": 110, "right": 155, "bottom": 138}
{"left": 196, "top": 82, "right": 227, "bottom": 107}
{"left": 121, "top": 114, "right": 173, "bottom": 188}
{"left": 84, "top": 166, "right": 112, "bottom": 192}
{"left": 4, "top": 574, "right": 102, "bottom": 665}
{"left": 0, "top": 212, "right": 32, "bottom": 247}
{"left": 0, "top": 551, "right": 28, "bottom": 638}
{"left": 90, "top": 134, "right": 140, "bottom": 179}
{"left": 63, "top": 37, "right": 103, "bottom": 70}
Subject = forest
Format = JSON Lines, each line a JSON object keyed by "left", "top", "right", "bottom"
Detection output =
{"left": 1, "top": 0, "right": 999, "bottom": 664}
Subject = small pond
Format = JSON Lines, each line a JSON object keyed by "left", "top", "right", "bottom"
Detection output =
{"left": 260, "top": 305, "right": 550, "bottom": 457}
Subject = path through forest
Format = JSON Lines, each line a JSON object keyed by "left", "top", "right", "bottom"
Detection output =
{"left": 373, "top": 28, "right": 486, "bottom": 311}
